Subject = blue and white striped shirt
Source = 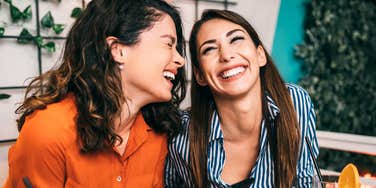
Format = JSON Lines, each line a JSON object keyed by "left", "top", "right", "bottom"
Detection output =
{"left": 165, "top": 84, "right": 319, "bottom": 187}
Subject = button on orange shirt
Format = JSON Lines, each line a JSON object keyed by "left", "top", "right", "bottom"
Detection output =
{"left": 4, "top": 94, "right": 167, "bottom": 188}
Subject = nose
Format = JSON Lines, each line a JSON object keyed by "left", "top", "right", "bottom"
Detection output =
{"left": 219, "top": 45, "right": 235, "bottom": 63}
{"left": 173, "top": 50, "right": 185, "bottom": 68}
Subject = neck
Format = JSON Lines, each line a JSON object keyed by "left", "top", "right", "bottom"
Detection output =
{"left": 213, "top": 85, "right": 263, "bottom": 142}
{"left": 115, "top": 84, "right": 152, "bottom": 134}
{"left": 114, "top": 98, "right": 142, "bottom": 134}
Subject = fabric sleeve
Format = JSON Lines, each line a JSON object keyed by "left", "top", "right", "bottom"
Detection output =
{"left": 295, "top": 93, "right": 320, "bottom": 188}
{"left": 164, "top": 110, "right": 191, "bottom": 188}
{"left": 152, "top": 138, "right": 168, "bottom": 188}
{"left": 4, "top": 113, "right": 66, "bottom": 188}
{"left": 164, "top": 152, "right": 181, "bottom": 187}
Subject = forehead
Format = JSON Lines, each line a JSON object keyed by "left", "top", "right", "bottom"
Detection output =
{"left": 197, "top": 18, "right": 246, "bottom": 42}
{"left": 140, "top": 13, "right": 177, "bottom": 39}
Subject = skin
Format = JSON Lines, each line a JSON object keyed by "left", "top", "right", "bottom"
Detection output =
{"left": 107, "top": 13, "right": 185, "bottom": 155}
{"left": 194, "top": 18, "right": 267, "bottom": 184}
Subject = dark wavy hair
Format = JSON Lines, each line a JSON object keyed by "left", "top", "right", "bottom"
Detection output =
{"left": 15, "top": 0, "right": 186, "bottom": 153}
{"left": 188, "top": 9, "right": 300, "bottom": 188}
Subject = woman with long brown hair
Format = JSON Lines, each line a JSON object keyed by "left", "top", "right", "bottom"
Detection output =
{"left": 166, "top": 9, "right": 319, "bottom": 188}
{"left": 5, "top": 0, "right": 186, "bottom": 187}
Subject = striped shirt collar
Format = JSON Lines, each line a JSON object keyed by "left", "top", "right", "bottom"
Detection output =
{"left": 209, "top": 92, "right": 280, "bottom": 143}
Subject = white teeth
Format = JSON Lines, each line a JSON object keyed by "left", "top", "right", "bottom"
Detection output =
{"left": 221, "top": 66, "right": 245, "bottom": 79}
{"left": 163, "top": 71, "right": 175, "bottom": 80}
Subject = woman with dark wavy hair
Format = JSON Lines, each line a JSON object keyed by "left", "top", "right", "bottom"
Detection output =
{"left": 166, "top": 9, "right": 319, "bottom": 188}
{"left": 5, "top": 0, "right": 186, "bottom": 187}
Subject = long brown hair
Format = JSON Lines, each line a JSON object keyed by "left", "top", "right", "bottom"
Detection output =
{"left": 188, "top": 9, "right": 300, "bottom": 188}
{"left": 15, "top": 0, "right": 186, "bottom": 153}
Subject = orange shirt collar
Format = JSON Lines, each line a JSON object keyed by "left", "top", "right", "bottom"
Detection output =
{"left": 123, "top": 113, "right": 152, "bottom": 159}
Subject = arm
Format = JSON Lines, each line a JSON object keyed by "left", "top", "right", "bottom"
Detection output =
{"left": 295, "top": 94, "right": 320, "bottom": 188}
{"left": 4, "top": 114, "right": 66, "bottom": 187}
{"left": 152, "top": 140, "right": 168, "bottom": 188}
{"left": 165, "top": 146, "right": 188, "bottom": 188}
{"left": 164, "top": 110, "right": 191, "bottom": 188}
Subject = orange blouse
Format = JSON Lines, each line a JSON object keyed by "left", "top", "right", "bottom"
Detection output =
{"left": 4, "top": 94, "right": 167, "bottom": 188}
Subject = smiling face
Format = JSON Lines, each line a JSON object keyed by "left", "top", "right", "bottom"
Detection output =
{"left": 112, "top": 13, "right": 185, "bottom": 106}
{"left": 194, "top": 18, "right": 267, "bottom": 99}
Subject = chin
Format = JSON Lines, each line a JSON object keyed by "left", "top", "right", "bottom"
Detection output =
{"left": 156, "top": 93, "right": 172, "bottom": 103}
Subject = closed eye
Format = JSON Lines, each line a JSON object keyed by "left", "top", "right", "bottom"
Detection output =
{"left": 230, "top": 36, "right": 244, "bottom": 43}
{"left": 202, "top": 46, "right": 217, "bottom": 55}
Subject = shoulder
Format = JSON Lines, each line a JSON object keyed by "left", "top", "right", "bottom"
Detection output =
{"left": 176, "top": 110, "right": 191, "bottom": 136}
{"left": 8, "top": 95, "right": 78, "bottom": 173}
{"left": 168, "top": 110, "right": 190, "bottom": 155}
{"left": 285, "top": 84, "right": 317, "bottom": 137}
{"left": 285, "top": 83, "right": 311, "bottom": 99}
{"left": 17, "top": 95, "right": 78, "bottom": 150}
{"left": 285, "top": 83, "right": 314, "bottom": 111}
{"left": 178, "top": 110, "right": 191, "bottom": 128}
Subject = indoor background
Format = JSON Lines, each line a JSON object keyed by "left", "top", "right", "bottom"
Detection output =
{"left": 0, "top": 0, "right": 375, "bottom": 185}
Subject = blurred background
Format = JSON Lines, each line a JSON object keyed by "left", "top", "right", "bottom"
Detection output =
{"left": 0, "top": 0, "right": 375, "bottom": 185}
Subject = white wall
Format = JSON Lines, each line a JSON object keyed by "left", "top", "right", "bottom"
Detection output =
{"left": 0, "top": 0, "right": 280, "bottom": 185}
{"left": 0, "top": 143, "right": 12, "bottom": 185}
{"left": 228, "top": 0, "right": 280, "bottom": 53}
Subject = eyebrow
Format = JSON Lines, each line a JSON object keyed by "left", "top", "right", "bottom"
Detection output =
{"left": 160, "top": 34, "right": 176, "bottom": 44}
{"left": 226, "top": 29, "right": 245, "bottom": 37}
{"left": 198, "top": 29, "right": 245, "bottom": 52}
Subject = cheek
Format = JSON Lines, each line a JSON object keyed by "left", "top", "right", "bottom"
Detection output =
{"left": 239, "top": 48, "right": 258, "bottom": 63}
{"left": 198, "top": 54, "right": 217, "bottom": 67}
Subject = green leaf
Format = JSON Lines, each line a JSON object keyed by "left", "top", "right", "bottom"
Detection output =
{"left": 33, "top": 36, "right": 43, "bottom": 47}
{"left": 17, "top": 28, "right": 33, "bottom": 44}
{"left": 4, "top": 0, "right": 12, "bottom": 4}
{"left": 10, "top": 5, "right": 22, "bottom": 22}
{"left": 0, "top": 27, "right": 4, "bottom": 37}
{"left": 0, "top": 93, "right": 11, "bottom": 100}
{"left": 21, "top": 5, "right": 32, "bottom": 20}
{"left": 42, "top": 41, "right": 56, "bottom": 53}
{"left": 70, "top": 7, "right": 82, "bottom": 18}
{"left": 41, "top": 11, "right": 54, "bottom": 28}
{"left": 52, "top": 24, "right": 65, "bottom": 34}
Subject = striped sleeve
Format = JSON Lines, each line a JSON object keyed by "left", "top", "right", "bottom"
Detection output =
{"left": 289, "top": 85, "right": 319, "bottom": 188}
{"left": 165, "top": 153, "right": 181, "bottom": 187}
{"left": 164, "top": 111, "right": 191, "bottom": 188}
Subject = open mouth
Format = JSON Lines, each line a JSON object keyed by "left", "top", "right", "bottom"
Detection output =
{"left": 163, "top": 71, "right": 175, "bottom": 81}
{"left": 220, "top": 66, "right": 246, "bottom": 79}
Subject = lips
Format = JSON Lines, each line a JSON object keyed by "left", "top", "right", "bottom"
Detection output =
{"left": 163, "top": 71, "right": 175, "bottom": 80}
{"left": 219, "top": 66, "right": 246, "bottom": 79}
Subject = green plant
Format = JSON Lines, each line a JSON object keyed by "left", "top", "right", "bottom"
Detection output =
{"left": 41, "top": 11, "right": 65, "bottom": 34}
{"left": 4, "top": 0, "right": 32, "bottom": 22}
{"left": 70, "top": 7, "right": 82, "bottom": 18}
{"left": 296, "top": 0, "right": 376, "bottom": 172}
{"left": 18, "top": 28, "right": 56, "bottom": 52}
{"left": 0, "top": 1, "right": 84, "bottom": 101}
{"left": 0, "top": 27, "right": 4, "bottom": 36}
{"left": 0, "top": 93, "right": 11, "bottom": 100}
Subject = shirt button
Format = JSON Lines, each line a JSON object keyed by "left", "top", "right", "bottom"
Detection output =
{"left": 116, "top": 176, "right": 122, "bottom": 182}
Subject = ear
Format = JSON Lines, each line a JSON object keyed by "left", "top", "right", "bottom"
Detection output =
{"left": 193, "top": 67, "right": 208, "bottom": 86}
{"left": 106, "top": 36, "right": 126, "bottom": 63}
{"left": 256, "top": 45, "right": 267, "bottom": 67}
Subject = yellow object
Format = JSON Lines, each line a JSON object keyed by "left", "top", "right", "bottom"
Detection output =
{"left": 338, "top": 163, "right": 360, "bottom": 188}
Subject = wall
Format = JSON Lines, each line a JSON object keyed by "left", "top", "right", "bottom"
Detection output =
{"left": 271, "top": 0, "right": 306, "bottom": 83}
